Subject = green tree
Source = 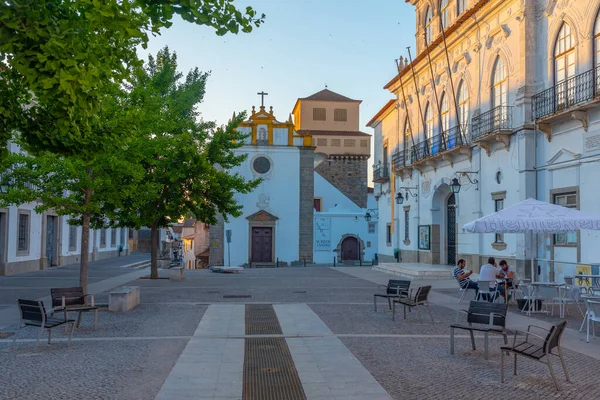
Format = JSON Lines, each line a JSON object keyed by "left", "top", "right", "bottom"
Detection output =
{"left": 112, "top": 48, "right": 259, "bottom": 279}
{"left": 0, "top": 0, "right": 264, "bottom": 157}
{"left": 0, "top": 82, "right": 146, "bottom": 293}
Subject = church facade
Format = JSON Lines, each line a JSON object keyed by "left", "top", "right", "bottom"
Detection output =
{"left": 209, "top": 90, "right": 377, "bottom": 267}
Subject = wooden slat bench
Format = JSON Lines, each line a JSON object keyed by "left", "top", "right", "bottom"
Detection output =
{"left": 51, "top": 287, "right": 99, "bottom": 330}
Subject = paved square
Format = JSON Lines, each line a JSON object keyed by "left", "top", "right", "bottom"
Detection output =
{"left": 1, "top": 264, "right": 600, "bottom": 399}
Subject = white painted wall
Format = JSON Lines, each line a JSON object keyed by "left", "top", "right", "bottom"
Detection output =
{"left": 224, "top": 146, "right": 301, "bottom": 266}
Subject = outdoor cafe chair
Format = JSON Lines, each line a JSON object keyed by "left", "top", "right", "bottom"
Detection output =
{"left": 475, "top": 280, "right": 499, "bottom": 303}
{"left": 552, "top": 286, "right": 584, "bottom": 319}
{"left": 585, "top": 299, "right": 600, "bottom": 343}
{"left": 457, "top": 278, "right": 475, "bottom": 303}
{"left": 500, "top": 320, "right": 570, "bottom": 391}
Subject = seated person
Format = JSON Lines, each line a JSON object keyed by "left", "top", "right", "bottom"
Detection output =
{"left": 496, "top": 259, "right": 517, "bottom": 299}
{"left": 453, "top": 259, "right": 478, "bottom": 295}
{"left": 479, "top": 257, "right": 500, "bottom": 301}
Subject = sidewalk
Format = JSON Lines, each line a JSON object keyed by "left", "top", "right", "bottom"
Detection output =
{"left": 332, "top": 266, "right": 600, "bottom": 361}
{"left": 0, "top": 253, "right": 150, "bottom": 330}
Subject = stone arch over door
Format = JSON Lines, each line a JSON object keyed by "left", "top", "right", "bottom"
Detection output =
{"left": 335, "top": 234, "right": 365, "bottom": 262}
{"left": 431, "top": 180, "right": 454, "bottom": 265}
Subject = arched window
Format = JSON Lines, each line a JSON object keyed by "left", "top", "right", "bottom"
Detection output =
{"left": 403, "top": 116, "right": 412, "bottom": 148}
{"left": 457, "top": 0, "right": 466, "bottom": 16}
{"left": 457, "top": 80, "right": 469, "bottom": 137}
{"left": 555, "top": 23, "right": 575, "bottom": 84}
{"left": 425, "top": 6, "right": 433, "bottom": 45}
{"left": 492, "top": 56, "right": 507, "bottom": 109}
{"left": 440, "top": 0, "right": 450, "bottom": 29}
{"left": 594, "top": 12, "right": 600, "bottom": 66}
{"left": 424, "top": 102, "right": 434, "bottom": 140}
{"left": 440, "top": 92, "right": 449, "bottom": 133}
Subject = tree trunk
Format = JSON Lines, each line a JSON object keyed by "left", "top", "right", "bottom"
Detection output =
{"left": 80, "top": 211, "right": 91, "bottom": 295}
{"left": 150, "top": 222, "right": 159, "bottom": 279}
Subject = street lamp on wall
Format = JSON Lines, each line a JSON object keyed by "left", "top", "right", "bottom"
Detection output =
{"left": 396, "top": 186, "right": 418, "bottom": 204}
{"left": 452, "top": 171, "right": 479, "bottom": 193}
{"left": 364, "top": 208, "right": 379, "bottom": 222}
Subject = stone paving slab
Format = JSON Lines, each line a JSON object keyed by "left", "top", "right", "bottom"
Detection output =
{"left": 155, "top": 304, "right": 245, "bottom": 400}
{"left": 275, "top": 303, "right": 392, "bottom": 400}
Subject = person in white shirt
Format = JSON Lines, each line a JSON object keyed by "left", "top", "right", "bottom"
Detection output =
{"left": 479, "top": 257, "right": 499, "bottom": 301}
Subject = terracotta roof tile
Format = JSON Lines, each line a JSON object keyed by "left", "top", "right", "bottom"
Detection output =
{"left": 297, "top": 130, "right": 371, "bottom": 137}
{"left": 301, "top": 89, "right": 360, "bottom": 102}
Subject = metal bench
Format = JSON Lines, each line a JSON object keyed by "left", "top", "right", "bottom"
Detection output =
{"left": 500, "top": 320, "right": 570, "bottom": 391}
{"left": 12, "top": 299, "right": 75, "bottom": 351}
{"left": 393, "top": 285, "right": 433, "bottom": 323}
{"left": 374, "top": 279, "right": 410, "bottom": 312}
{"left": 450, "top": 301, "right": 508, "bottom": 360}
{"left": 51, "top": 287, "right": 98, "bottom": 330}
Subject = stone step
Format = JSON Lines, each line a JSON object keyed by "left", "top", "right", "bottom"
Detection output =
{"left": 373, "top": 263, "right": 454, "bottom": 280}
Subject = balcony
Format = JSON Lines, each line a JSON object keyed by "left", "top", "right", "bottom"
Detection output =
{"left": 532, "top": 66, "right": 600, "bottom": 140}
{"left": 372, "top": 164, "right": 390, "bottom": 183}
{"left": 391, "top": 150, "right": 413, "bottom": 180}
{"left": 471, "top": 106, "right": 513, "bottom": 156}
{"left": 409, "top": 125, "right": 471, "bottom": 172}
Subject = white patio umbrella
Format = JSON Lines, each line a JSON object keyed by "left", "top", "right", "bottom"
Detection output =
{"left": 463, "top": 198, "right": 600, "bottom": 281}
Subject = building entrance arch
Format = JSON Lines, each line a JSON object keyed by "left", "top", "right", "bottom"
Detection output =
{"left": 431, "top": 181, "right": 456, "bottom": 265}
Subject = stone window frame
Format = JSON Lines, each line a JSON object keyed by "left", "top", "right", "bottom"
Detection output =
{"left": 110, "top": 227, "right": 117, "bottom": 247}
{"left": 551, "top": 186, "right": 579, "bottom": 248}
{"left": 344, "top": 139, "right": 356, "bottom": 147}
{"left": 16, "top": 209, "right": 31, "bottom": 256}
{"left": 360, "top": 139, "right": 368, "bottom": 148}
{"left": 386, "top": 223, "right": 392, "bottom": 247}
{"left": 68, "top": 225, "right": 77, "bottom": 252}
{"left": 403, "top": 206, "right": 410, "bottom": 245}
{"left": 491, "top": 191, "right": 507, "bottom": 250}
{"left": 368, "top": 222, "right": 376, "bottom": 234}
{"left": 316, "top": 138, "right": 328, "bottom": 146}
{"left": 331, "top": 139, "right": 341, "bottom": 147}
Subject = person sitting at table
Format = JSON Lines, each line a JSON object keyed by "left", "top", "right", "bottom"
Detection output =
{"left": 453, "top": 259, "right": 478, "bottom": 295}
{"left": 496, "top": 259, "right": 517, "bottom": 300}
{"left": 479, "top": 257, "right": 500, "bottom": 301}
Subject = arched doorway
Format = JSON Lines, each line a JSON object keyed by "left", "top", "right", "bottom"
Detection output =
{"left": 447, "top": 193, "right": 456, "bottom": 265}
{"left": 341, "top": 237, "right": 359, "bottom": 260}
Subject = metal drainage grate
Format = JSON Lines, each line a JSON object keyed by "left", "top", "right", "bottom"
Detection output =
{"left": 243, "top": 338, "right": 306, "bottom": 400}
{"left": 245, "top": 304, "right": 283, "bottom": 335}
{"left": 223, "top": 295, "right": 252, "bottom": 299}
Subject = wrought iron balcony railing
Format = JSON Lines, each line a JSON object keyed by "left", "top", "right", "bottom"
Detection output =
{"left": 410, "top": 125, "right": 469, "bottom": 163}
{"left": 372, "top": 165, "right": 390, "bottom": 183}
{"left": 532, "top": 65, "right": 600, "bottom": 120}
{"left": 391, "top": 150, "right": 407, "bottom": 171}
{"left": 472, "top": 106, "right": 513, "bottom": 140}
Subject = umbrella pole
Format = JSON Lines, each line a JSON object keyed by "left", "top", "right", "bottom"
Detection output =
{"left": 530, "top": 230, "right": 535, "bottom": 282}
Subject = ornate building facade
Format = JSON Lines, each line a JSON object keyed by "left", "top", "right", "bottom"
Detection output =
{"left": 370, "top": 0, "right": 600, "bottom": 281}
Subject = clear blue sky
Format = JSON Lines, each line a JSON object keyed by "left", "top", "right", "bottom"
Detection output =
{"left": 142, "top": 0, "right": 415, "bottom": 153}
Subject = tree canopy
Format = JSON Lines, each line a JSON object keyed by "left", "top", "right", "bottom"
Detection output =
{"left": 0, "top": 0, "right": 264, "bottom": 157}
{"left": 110, "top": 47, "right": 259, "bottom": 278}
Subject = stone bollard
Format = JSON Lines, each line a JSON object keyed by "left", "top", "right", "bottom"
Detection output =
{"left": 109, "top": 286, "right": 140, "bottom": 312}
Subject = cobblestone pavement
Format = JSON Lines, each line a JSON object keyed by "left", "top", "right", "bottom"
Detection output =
{"left": 0, "top": 266, "right": 599, "bottom": 399}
